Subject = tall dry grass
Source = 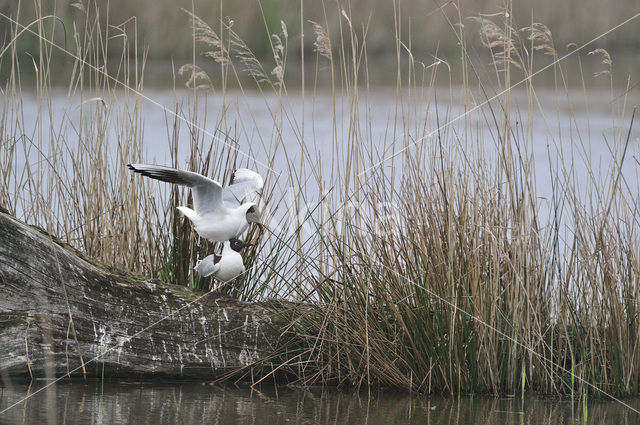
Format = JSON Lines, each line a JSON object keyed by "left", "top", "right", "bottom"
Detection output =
{"left": 0, "top": 0, "right": 159, "bottom": 274}
{"left": 258, "top": 7, "right": 640, "bottom": 397}
{"left": 2, "top": 0, "right": 640, "bottom": 398}
{"left": 1, "top": 0, "right": 637, "bottom": 68}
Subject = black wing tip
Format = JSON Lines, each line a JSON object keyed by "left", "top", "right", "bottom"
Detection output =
{"left": 127, "top": 163, "right": 152, "bottom": 177}
{"left": 126, "top": 164, "right": 192, "bottom": 186}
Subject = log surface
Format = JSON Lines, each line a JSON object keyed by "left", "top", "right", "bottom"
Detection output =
{"left": 0, "top": 209, "right": 292, "bottom": 380}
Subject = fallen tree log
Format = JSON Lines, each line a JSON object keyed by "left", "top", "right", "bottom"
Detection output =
{"left": 0, "top": 209, "right": 300, "bottom": 381}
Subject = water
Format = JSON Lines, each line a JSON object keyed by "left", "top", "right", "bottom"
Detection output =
{"left": 10, "top": 86, "right": 640, "bottom": 235}
{"left": 1, "top": 380, "right": 640, "bottom": 425}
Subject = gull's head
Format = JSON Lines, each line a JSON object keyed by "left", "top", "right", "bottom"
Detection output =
{"left": 244, "top": 203, "right": 264, "bottom": 231}
{"left": 229, "top": 238, "right": 254, "bottom": 252}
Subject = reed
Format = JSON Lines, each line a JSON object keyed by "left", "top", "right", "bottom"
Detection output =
{"left": 1, "top": 0, "right": 639, "bottom": 397}
{"left": 262, "top": 6, "right": 640, "bottom": 396}
{"left": 1, "top": 0, "right": 637, "bottom": 68}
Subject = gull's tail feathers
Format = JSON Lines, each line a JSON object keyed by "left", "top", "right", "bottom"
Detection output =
{"left": 177, "top": 206, "right": 198, "bottom": 222}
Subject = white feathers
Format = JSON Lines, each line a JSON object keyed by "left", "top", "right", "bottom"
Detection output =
{"left": 194, "top": 241, "right": 246, "bottom": 282}
{"left": 128, "top": 163, "right": 263, "bottom": 243}
{"left": 128, "top": 163, "right": 263, "bottom": 289}
{"left": 223, "top": 168, "right": 264, "bottom": 208}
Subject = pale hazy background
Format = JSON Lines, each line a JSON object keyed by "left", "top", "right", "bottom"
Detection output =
{"left": 1, "top": 0, "right": 638, "bottom": 87}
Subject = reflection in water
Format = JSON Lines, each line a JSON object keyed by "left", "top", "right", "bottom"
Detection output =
{"left": 1, "top": 380, "right": 640, "bottom": 425}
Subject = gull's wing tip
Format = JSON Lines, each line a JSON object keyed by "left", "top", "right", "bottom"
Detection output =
{"left": 127, "top": 163, "right": 145, "bottom": 172}
{"left": 230, "top": 168, "right": 263, "bottom": 186}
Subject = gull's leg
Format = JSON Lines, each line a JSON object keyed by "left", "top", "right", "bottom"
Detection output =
{"left": 211, "top": 283, "right": 222, "bottom": 299}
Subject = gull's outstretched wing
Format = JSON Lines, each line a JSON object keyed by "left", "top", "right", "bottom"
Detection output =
{"left": 222, "top": 168, "right": 264, "bottom": 208}
{"left": 128, "top": 164, "right": 223, "bottom": 214}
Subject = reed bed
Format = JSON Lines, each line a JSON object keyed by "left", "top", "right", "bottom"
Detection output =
{"left": 1, "top": 0, "right": 637, "bottom": 67}
{"left": 1, "top": 0, "right": 640, "bottom": 398}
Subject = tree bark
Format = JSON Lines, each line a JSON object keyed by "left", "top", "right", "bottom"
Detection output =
{"left": 0, "top": 209, "right": 296, "bottom": 380}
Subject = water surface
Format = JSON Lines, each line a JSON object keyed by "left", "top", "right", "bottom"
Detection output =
{"left": 1, "top": 380, "right": 639, "bottom": 425}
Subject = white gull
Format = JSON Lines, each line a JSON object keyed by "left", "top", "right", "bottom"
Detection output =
{"left": 193, "top": 238, "right": 252, "bottom": 281}
{"left": 127, "top": 164, "right": 263, "bottom": 243}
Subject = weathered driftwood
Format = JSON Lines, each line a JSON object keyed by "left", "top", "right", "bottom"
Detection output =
{"left": 0, "top": 209, "right": 297, "bottom": 380}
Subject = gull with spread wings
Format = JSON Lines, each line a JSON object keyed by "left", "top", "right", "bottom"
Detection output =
{"left": 127, "top": 164, "right": 264, "bottom": 244}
